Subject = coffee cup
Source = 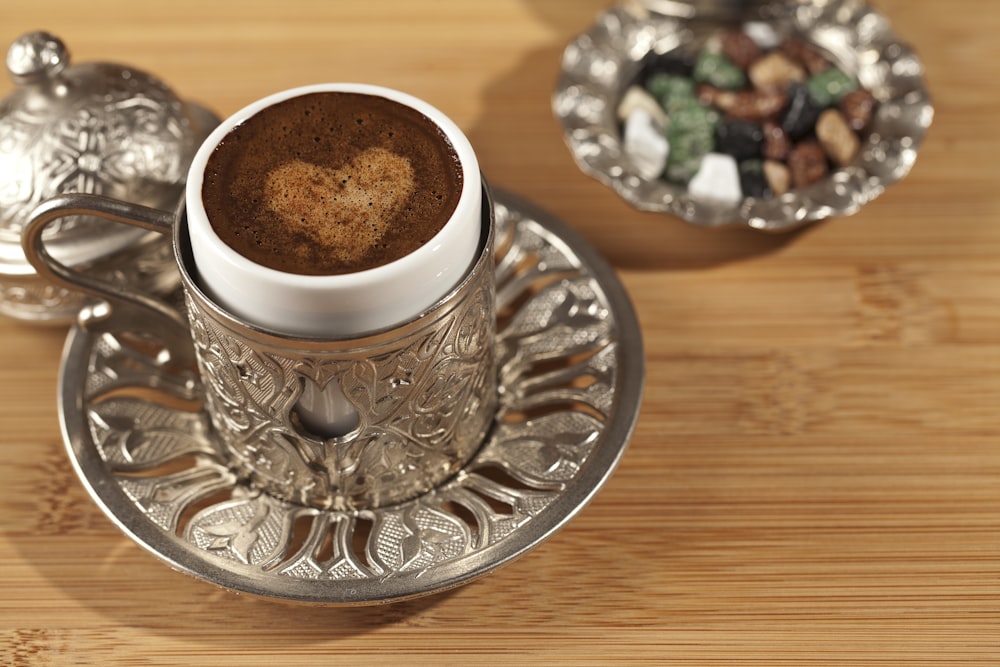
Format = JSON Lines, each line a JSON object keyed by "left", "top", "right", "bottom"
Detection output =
{"left": 188, "top": 84, "right": 483, "bottom": 338}
{"left": 24, "top": 84, "right": 497, "bottom": 511}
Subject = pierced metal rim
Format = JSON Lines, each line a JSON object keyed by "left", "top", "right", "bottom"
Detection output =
{"left": 57, "top": 188, "right": 645, "bottom": 604}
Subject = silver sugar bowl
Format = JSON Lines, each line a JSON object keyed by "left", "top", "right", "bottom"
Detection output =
{"left": 0, "top": 31, "right": 218, "bottom": 323}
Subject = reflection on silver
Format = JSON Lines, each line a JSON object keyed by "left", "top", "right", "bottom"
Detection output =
{"left": 0, "top": 31, "right": 217, "bottom": 321}
{"left": 58, "top": 191, "right": 644, "bottom": 604}
{"left": 553, "top": 0, "right": 933, "bottom": 232}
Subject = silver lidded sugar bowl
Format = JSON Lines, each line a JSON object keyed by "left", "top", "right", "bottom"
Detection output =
{"left": 0, "top": 31, "right": 218, "bottom": 323}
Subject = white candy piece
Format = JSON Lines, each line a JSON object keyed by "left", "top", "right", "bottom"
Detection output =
{"left": 616, "top": 85, "right": 668, "bottom": 128}
{"left": 623, "top": 108, "right": 669, "bottom": 180}
{"left": 687, "top": 153, "right": 743, "bottom": 205}
{"left": 743, "top": 21, "right": 782, "bottom": 50}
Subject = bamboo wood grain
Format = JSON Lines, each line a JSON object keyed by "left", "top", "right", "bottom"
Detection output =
{"left": 2, "top": 1, "right": 999, "bottom": 664}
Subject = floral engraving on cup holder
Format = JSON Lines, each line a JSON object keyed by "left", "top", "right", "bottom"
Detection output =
{"left": 185, "top": 267, "right": 497, "bottom": 511}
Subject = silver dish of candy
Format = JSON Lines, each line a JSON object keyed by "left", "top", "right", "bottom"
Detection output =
{"left": 552, "top": 0, "right": 933, "bottom": 231}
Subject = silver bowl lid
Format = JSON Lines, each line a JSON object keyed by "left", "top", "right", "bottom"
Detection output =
{"left": 0, "top": 31, "right": 217, "bottom": 319}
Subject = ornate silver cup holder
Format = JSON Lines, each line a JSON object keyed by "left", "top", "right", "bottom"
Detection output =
{"left": 58, "top": 189, "right": 644, "bottom": 604}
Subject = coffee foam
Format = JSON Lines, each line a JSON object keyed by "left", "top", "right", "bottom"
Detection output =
{"left": 201, "top": 92, "right": 462, "bottom": 276}
{"left": 264, "top": 149, "right": 416, "bottom": 264}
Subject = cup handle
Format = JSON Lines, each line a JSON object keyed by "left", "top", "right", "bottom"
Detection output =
{"left": 22, "top": 193, "right": 195, "bottom": 367}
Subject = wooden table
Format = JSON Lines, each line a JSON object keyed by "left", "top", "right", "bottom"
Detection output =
{"left": 1, "top": 1, "right": 997, "bottom": 664}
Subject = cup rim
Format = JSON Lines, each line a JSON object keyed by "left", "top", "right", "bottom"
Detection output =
{"left": 173, "top": 181, "right": 495, "bottom": 346}
{"left": 185, "top": 82, "right": 481, "bottom": 293}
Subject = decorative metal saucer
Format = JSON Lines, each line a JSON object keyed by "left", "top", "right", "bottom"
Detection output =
{"left": 58, "top": 190, "right": 644, "bottom": 604}
{"left": 553, "top": 0, "right": 933, "bottom": 231}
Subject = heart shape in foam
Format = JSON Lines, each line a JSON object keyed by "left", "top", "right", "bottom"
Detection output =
{"left": 264, "top": 147, "right": 416, "bottom": 263}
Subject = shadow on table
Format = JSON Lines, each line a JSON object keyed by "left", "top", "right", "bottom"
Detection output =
{"left": 466, "top": 0, "right": 819, "bottom": 273}
{"left": 12, "top": 500, "right": 456, "bottom": 643}
{"left": 13, "top": 436, "right": 635, "bottom": 644}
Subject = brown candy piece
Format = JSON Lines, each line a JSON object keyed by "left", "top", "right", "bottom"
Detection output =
{"left": 816, "top": 108, "right": 860, "bottom": 166}
{"left": 762, "top": 121, "right": 790, "bottom": 161}
{"left": 748, "top": 51, "right": 806, "bottom": 90}
{"left": 695, "top": 84, "right": 724, "bottom": 106}
{"left": 781, "top": 38, "right": 830, "bottom": 75}
{"left": 763, "top": 159, "right": 791, "bottom": 196}
{"left": 840, "top": 88, "right": 877, "bottom": 132}
{"left": 698, "top": 85, "right": 787, "bottom": 122}
{"left": 720, "top": 28, "right": 761, "bottom": 69}
{"left": 787, "top": 141, "right": 829, "bottom": 188}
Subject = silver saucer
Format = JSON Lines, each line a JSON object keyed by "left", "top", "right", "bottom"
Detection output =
{"left": 58, "top": 190, "right": 644, "bottom": 604}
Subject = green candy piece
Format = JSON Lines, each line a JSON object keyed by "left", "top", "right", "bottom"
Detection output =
{"left": 665, "top": 99, "right": 717, "bottom": 183}
{"left": 807, "top": 67, "right": 859, "bottom": 106}
{"left": 646, "top": 74, "right": 721, "bottom": 183}
{"left": 692, "top": 50, "right": 745, "bottom": 90}
{"left": 645, "top": 73, "right": 695, "bottom": 109}
{"left": 666, "top": 133, "right": 713, "bottom": 183}
{"left": 668, "top": 96, "right": 719, "bottom": 133}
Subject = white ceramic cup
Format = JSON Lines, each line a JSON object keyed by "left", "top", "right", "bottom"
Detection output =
{"left": 185, "top": 83, "right": 482, "bottom": 339}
